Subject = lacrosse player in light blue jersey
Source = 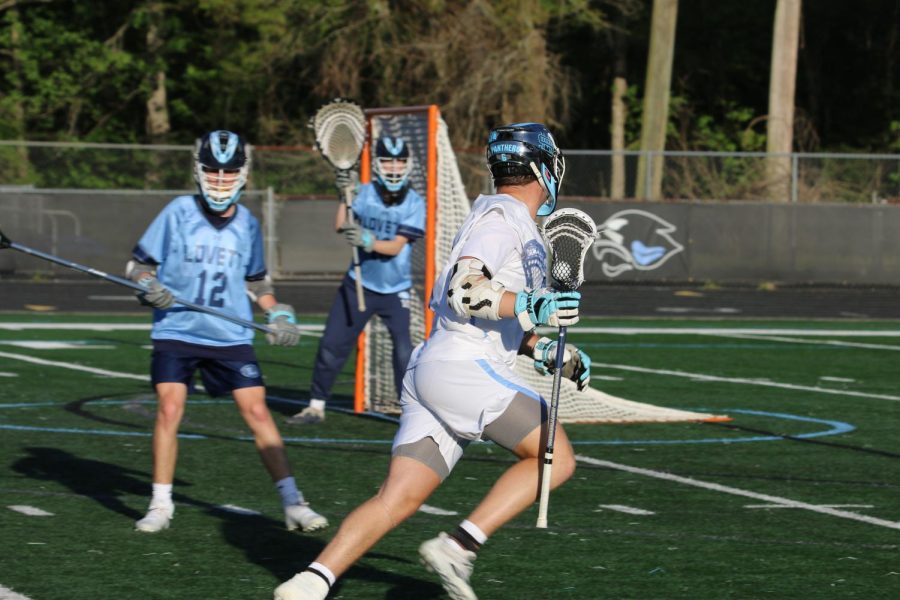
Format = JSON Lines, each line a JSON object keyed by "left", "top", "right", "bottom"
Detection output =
{"left": 276, "top": 123, "right": 590, "bottom": 600}
{"left": 129, "top": 130, "right": 327, "bottom": 535}
{"left": 286, "top": 135, "right": 425, "bottom": 424}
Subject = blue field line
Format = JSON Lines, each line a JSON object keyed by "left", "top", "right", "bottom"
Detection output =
{"left": 0, "top": 402, "right": 853, "bottom": 446}
{"left": 0, "top": 423, "right": 207, "bottom": 439}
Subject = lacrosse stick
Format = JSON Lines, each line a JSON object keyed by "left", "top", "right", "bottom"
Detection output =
{"left": 536, "top": 208, "right": 598, "bottom": 528}
{"left": 310, "top": 98, "right": 368, "bottom": 311}
{"left": 0, "top": 226, "right": 277, "bottom": 335}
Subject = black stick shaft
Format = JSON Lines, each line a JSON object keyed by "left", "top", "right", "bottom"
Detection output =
{"left": 5, "top": 239, "right": 272, "bottom": 334}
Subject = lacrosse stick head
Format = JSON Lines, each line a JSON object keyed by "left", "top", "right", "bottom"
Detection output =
{"left": 543, "top": 208, "right": 598, "bottom": 291}
{"left": 0, "top": 227, "right": 11, "bottom": 249}
{"left": 310, "top": 99, "right": 367, "bottom": 172}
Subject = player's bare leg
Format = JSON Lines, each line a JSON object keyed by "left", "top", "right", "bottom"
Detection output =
{"left": 277, "top": 457, "right": 440, "bottom": 599}
{"left": 135, "top": 382, "right": 187, "bottom": 532}
{"left": 466, "top": 422, "right": 575, "bottom": 536}
{"left": 418, "top": 423, "right": 574, "bottom": 599}
{"left": 233, "top": 386, "right": 328, "bottom": 532}
{"left": 318, "top": 456, "right": 440, "bottom": 574}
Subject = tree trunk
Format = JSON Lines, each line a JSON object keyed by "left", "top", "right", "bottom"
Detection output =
{"left": 145, "top": 2, "right": 170, "bottom": 140}
{"left": 635, "top": 0, "right": 678, "bottom": 200}
{"left": 766, "top": 0, "right": 801, "bottom": 202}
{"left": 610, "top": 16, "right": 627, "bottom": 200}
{"left": 8, "top": 7, "right": 29, "bottom": 181}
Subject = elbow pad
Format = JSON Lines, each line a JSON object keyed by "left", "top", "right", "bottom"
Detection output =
{"left": 246, "top": 275, "right": 275, "bottom": 302}
{"left": 447, "top": 258, "right": 505, "bottom": 320}
{"left": 125, "top": 259, "right": 156, "bottom": 284}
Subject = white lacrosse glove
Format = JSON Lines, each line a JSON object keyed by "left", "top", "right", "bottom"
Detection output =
{"left": 136, "top": 275, "right": 176, "bottom": 309}
{"left": 340, "top": 223, "right": 375, "bottom": 252}
{"left": 513, "top": 287, "right": 581, "bottom": 331}
{"left": 265, "top": 303, "right": 300, "bottom": 347}
{"left": 532, "top": 336, "right": 591, "bottom": 391}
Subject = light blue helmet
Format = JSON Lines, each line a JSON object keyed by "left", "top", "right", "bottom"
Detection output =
{"left": 486, "top": 122, "right": 566, "bottom": 216}
{"left": 372, "top": 136, "right": 414, "bottom": 194}
{"left": 193, "top": 130, "right": 251, "bottom": 212}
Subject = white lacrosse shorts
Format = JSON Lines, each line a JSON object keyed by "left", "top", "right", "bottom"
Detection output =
{"left": 393, "top": 357, "right": 544, "bottom": 475}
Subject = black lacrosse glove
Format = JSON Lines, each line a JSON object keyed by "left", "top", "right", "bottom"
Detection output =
{"left": 265, "top": 303, "right": 300, "bottom": 347}
{"left": 136, "top": 275, "right": 176, "bottom": 309}
{"left": 532, "top": 336, "right": 591, "bottom": 391}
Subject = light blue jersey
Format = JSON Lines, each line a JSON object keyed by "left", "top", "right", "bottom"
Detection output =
{"left": 349, "top": 183, "right": 425, "bottom": 294}
{"left": 133, "top": 195, "right": 265, "bottom": 346}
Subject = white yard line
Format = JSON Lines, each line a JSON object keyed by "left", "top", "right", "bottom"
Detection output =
{"left": 418, "top": 504, "right": 459, "bottom": 516}
{"left": 563, "top": 327, "right": 900, "bottom": 337}
{"left": 577, "top": 455, "right": 900, "bottom": 531}
{"left": 593, "top": 361, "right": 900, "bottom": 402}
{"left": 745, "top": 504, "right": 873, "bottom": 510}
{"left": 0, "top": 585, "right": 32, "bottom": 600}
{"left": 713, "top": 332, "right": 900, "bottom": 351}
{"left": 596, "top": 504, "right": 655, "bottom": 515}
{"left": 0, "top": 351, "right": 149, "bottom": 381}
{"left": 7, "top": 505, "right": 54, "bottom": 517}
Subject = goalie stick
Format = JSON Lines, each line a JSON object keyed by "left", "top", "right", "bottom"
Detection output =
{"left": 0, "top": 226, "right": 282, "bottom": 336}
{"left": 536, "top": 208, "right": 598, "bottom": 529}
{"left": 310, "top": 98, "right": 368, "bottom": 311}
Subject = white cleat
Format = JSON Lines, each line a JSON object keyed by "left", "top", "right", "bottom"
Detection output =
{"left": 419, "top": 532, "right": 478, "bottom": 600}
{"left": 135, "top": 503, "right": 174, "bottom": 533}
{"left": 274, "top": 571, "right": 329, "bottom": 600}
{"left": 285, "top": 406, "right": 325, "bottom": 425}
{"left": 285, "top": 502, "right": 329, "bottom": 532}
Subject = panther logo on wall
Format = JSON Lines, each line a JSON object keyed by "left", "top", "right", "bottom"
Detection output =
{"left": 592, "top": 209, "right": 684, "bottom": 278}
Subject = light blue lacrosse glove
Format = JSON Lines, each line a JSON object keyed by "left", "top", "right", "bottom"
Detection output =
{"left": 340, "top": 223, "right": 375, "bottom": 252}
{"left": 513, "top": 287, "right": 581, "bottom": 331}
{"left": 136, "top": 275, "right": 176, "bottom": 309}
{"left": 532, "top": 336, "right": 591, "bottom": 391}
{"left": 265, "top": 303, "right": 300, "bottom": 347}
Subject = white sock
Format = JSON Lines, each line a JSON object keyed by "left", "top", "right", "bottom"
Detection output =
{"left": 459, "top": 519, "right": 488, "bottom": 545}
{"left": 308, "top": 562, "right": 336, "bottom": 587}
{"left": 151, "top": 483, "right": 173, "bottom": 507}
{"left": 276, "top": 476, "right": 302, "bottom": 506}
{"left": 309, "top": 399, "right": 326, "bottom": 411}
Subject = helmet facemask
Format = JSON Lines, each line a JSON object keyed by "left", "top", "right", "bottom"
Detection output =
{"left": 193, "top": 130, "right": 251, "bottom": 213}
{"left": 372, "top": 136, "right": 413, "bottom": 194}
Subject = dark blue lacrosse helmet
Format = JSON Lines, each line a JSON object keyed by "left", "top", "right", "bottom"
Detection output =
{"left": 193, "top": 130, "right": 251, "bottom": 212}
{"left": 486, "top": 122, "right": 565, "bottom": 216}
{"left": 372, "top": 135, "right": 414, "bottom": 194}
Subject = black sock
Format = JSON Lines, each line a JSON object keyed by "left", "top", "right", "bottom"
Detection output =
{"left": 449, "top": 526, "right": 482, "bottom": 553}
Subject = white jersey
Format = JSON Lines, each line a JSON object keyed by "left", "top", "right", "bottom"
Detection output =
{"left": 414, "top": 193, "right": 547, "bottom": 367}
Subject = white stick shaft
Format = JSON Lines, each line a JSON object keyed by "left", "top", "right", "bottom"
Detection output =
{"left": 536, "top": 450, "right": 554, "bottom": 528}
{"left": 536, "top": 325, "right": 567, "bottom": 528}
{"left": 343, "top": 185, "right": 367, "bottom": 312}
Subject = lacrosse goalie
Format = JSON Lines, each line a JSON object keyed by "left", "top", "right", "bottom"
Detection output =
{"left": 275, "top": 122, "right": 591, "bottom": 600}
{"left": 130, "top": 130, "right": 327, "bottom": 535}
{"left": 286, "top": 135, "right": 426, "bottom": 424}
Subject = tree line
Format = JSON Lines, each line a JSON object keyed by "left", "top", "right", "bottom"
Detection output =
{"left": 1, "top": 0, "right": 898, "bottom": 155}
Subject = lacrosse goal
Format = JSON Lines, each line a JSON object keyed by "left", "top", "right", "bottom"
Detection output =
{"left": 355, "top": 105, "right": 725, "bottom": 424}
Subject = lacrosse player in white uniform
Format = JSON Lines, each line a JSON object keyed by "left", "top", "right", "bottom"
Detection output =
{"left": 130, "top": 130, "right": 327, "bottom": 535}
{"left": 275, "top": 123, "right": 591, "bottom": 600}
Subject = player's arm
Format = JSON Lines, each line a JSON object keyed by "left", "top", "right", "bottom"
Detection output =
{"left": 447, "top": 256, "right": 580, "bottom": 330}
{"left": 247, "top": 274, "right": 300, "bottom": 347}
{"left": 125, "top": 252, "right": 175, "bottom": 309}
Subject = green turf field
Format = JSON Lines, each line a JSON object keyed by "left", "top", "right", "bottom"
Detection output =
{"left": 2, "top": 314, "right": 900, "bottom": 599}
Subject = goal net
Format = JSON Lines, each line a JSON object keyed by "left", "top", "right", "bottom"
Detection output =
{"left": 356, "top": 105, "right": 726, "bottom": 424}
